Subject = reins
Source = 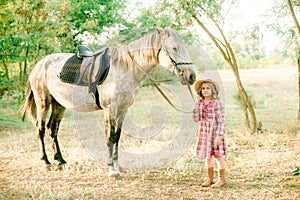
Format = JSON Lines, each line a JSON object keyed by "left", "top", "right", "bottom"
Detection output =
{"left": 128, "top": 49, "right": 196, "bottom": 113}
{"left": 152, "top": 76, "right": 196, "bottom": 113}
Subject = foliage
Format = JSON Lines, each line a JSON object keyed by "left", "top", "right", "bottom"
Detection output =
{"left": 1, "top": 0, "right": 299, "bottom": 116}
{"left": 233, "top": 89, "right": 256, "bottom": 108}
{"left": 69, "top": 0, "right": 127, "bottom": 48}
{"left": 0, "top": 0, "right": 128, "bottom": 85}
{"left": 0, "top": 70, "right": 12, "bottom": 97}
{"left": 265, "top": 0, "right": 300, "bottom": 58}
{"left": 0, "top": 72, "right": 24, "bottom": 108}
{"left": 126, "top": 2, "right": 201, "bottom": 46}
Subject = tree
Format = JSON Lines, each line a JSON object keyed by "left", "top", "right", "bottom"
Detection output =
{"left": 285, "top": 0, "right": 300, "bottom": 119}
{"left": 266, "top": 0, "right": 300, "bottom": 119}
{"left": 0, "top": 0, "right": 128, "bottom": 86}
{"left": 156, "top": 0, "right": 257, "bottom": 132}
{"left": 0, "top": 0, "right": 68, "bottom": 83}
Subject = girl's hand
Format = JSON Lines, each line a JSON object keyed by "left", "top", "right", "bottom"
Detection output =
{"left": 193, "top": 108, "right": 198, "bottom": 114}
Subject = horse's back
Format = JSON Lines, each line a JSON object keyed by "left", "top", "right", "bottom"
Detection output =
{"left": 38, "top": 53, "right": 73, "bottom": 70}
{"left": 34, "top": 53, "right": 100, "bottom": 112}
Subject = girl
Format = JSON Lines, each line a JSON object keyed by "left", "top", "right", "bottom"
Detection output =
{"left": 193, "top": 79, "right": 226, "bottom": 188}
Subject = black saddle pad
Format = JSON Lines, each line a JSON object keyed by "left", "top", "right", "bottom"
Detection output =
{"left": 59, "top": 48, "right": 110, "bottom": 86}
{"left": 59, "top": 55, "right": 82, "bottom": 84}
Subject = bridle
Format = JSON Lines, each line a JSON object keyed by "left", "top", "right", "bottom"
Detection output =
{"left": 161, "top": 45, "right": 196, "bottom": 105}
{"left": 163, "top": 46, "right": 194, "bottom": 66}
{"left": 128, "top": 44, "right": 196, "bottom": 113}
{"left": 160, "top": 45, "right": 194, "bottom": 76}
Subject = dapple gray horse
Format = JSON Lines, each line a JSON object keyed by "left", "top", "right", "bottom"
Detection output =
{"left": 20, "top": 27, "right": 196, "bottom": 176}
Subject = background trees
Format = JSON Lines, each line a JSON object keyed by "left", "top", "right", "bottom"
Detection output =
{"left": 0, "top": 0, "right": 126, "bottom": 85}
{"left": 265, "top": 0, "right": 299, "bottom": 119}
{"left": 0, "top": 0, "right": 299, "bottom": 128}
{"left": 284, "top": 0, "right": 299, "bottom": 119}
{"left": 147, "top": 0, "right": 258, "bottom": 132}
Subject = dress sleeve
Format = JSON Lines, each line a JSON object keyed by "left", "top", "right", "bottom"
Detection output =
{"left": 192, "top": 101, "right": 201, "bottom": 122}
{"left": 215, "top": 100, "right": 225, "bottom": 136}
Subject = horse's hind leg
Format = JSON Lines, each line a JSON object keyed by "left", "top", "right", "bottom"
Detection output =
{"left": 34, "top": 95, "right": 51, "bottom": 166}
{"left": 38, "top": 120, "right": 51, "bottom": 165}
{"left": 47, "top": 98, "right": 67, "bottom": 165}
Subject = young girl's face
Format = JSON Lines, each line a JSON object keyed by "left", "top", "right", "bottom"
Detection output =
{"left": 201, "top": 83, "right": 213, "bottom": 99}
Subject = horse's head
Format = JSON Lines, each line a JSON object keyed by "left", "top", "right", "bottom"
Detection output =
{"left": 157, "top": 27, "right": 196, "bottom": 85}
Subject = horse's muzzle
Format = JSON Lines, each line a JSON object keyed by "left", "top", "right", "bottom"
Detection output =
{"left": 181, "top": 67, "right": 196, "bottom": 85}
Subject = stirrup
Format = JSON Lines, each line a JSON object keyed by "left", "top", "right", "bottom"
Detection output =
{"left": 86, "top": 92, "right": 95, "bottom": 106}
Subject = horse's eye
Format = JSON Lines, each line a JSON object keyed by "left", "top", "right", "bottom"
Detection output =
{"left": 173, "top": 47, "right": 178, "bottom": 51}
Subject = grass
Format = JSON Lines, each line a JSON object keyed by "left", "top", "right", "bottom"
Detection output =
{"left": 0, "top": 65, "right": 299, "bottom": 199}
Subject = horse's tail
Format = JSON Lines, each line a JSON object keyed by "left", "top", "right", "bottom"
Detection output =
{"left": 20, "top": 79, "right": 37, "bottom": 126}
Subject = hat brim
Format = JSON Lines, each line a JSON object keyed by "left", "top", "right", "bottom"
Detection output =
{"left": 194, "top": 79, "right": 220, "bottom": 96}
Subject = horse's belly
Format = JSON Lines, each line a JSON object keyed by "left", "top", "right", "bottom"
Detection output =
{"left": 50, "top": 84, "right": 100, "bottom": 112}
{"left": 46, "top": 60, "right": 100, "bottom": 112}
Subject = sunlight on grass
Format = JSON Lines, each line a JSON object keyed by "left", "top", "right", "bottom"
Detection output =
{"left": 0, "top": 66, "right": 299, "bottom": 199}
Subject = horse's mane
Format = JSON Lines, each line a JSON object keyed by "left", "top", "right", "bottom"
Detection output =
{"left": 108, "top": 31, "right": 163, "bottom": 72}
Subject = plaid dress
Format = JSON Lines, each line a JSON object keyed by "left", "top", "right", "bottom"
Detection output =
{"left": 193, "top": 99, "right": 226, "bottom": 159}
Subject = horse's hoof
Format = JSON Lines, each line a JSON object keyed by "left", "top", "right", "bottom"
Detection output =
{"left": 42, "top": 164, "right": 52, "bottom": 171}
{"left": 56, "top": 163, "right": 67, "bottom": 171}
{"left": 108, "top": 169, "right": 120, "bottom": 177}
{"left": 119, "top": 166, "right": 126, "bottom": 173}
{"left": 58, "top": 160, "right": 67, "bottom": 166}
{"left": 54, "top": 154, "right": 67, "bottom": 165}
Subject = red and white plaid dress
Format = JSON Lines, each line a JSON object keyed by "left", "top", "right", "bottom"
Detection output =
{"left": 193, "top": 99, "right": 226, "bottom": 159}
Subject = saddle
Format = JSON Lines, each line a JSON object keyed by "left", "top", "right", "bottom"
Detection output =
{"left": 59, "top": 45, "right": 110, "bottom": 108}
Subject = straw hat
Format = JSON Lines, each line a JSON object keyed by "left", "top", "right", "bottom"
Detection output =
{"left": 194, "top": 79, "right": 220, "bottom": 96}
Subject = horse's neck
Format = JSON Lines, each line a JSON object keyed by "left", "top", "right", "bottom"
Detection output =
{"left": 109, "top": 33, "right": 162, "bottom": 87}
{"left": 127, "top": 32, "right": 161, "bottom": 72}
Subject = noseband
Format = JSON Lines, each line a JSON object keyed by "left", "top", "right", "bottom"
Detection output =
{"left": 161, "top": 45, "right": 194, "bottom": 75}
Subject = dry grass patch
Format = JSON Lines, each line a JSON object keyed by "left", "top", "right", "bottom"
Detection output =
{"left": 0, "top": 66, "right": 299, "bottom": 199}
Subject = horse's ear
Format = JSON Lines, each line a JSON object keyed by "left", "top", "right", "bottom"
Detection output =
{"left": 156, "top": 27, "right": 164, "bottom": 34}
{"left": 156, "top": 27, "right": 169, "bottom": 37}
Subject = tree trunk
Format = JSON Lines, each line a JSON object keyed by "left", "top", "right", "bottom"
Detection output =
{"left": 234, "top": 69, "right": 257, "bottom": 131}
{"left": 19, "top": 62, "right": 23, "bottom": 83}
{"left": 298, "top": 55, "right": 300, "bottom": 119}
{"left": 2, "top": 59, "right": 9, "bottom": 81}
{"left": 226, "top": 60, "right": 257, "bottom": 132}
{"left": 286, "top": 0, "right": 300, "bottom": 38}
{"left": 285, "top": 0, "right": 300, "bottom": 120}
{"left": 23, "top": 44, "right": 29, "bottom": 84}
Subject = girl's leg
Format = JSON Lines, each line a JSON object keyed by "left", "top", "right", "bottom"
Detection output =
{"left": 212, "top": 156, "right": 226, "bottom": 188}
{"left": 202, "top": 157, "right": 213, "bottom": 187}
{"left": 205, "top": 157, "right": 213, "bottom": 168}
{"left": 215, "top": 156, "right": 225, "bottom": 169}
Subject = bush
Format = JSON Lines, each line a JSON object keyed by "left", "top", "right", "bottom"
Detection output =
{"left": 233, "top": 89, "right": 256, "bottom": 108}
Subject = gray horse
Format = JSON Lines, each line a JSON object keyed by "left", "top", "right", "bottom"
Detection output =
{"left": 20, "top": 27, "right": 196, "bottom": 176}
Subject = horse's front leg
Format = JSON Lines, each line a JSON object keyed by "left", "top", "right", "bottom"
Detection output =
{"left": 112, "top": 126, "right": 121, "bottom": 172}
{"left": 105, "top": 119, "right": 120, "bottom": 176}
{"left": 104, "top": 108, "right": 124, "bottom": 176}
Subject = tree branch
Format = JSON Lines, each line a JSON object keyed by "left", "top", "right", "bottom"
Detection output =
{"left": 196, "top": 4, "right": 236, "bottom": 67}
{"left": 192, "top": 15, "right": 230, "bottom": 64}
{"left": 286, "top": 0, "right": 300, "bottom": 38}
